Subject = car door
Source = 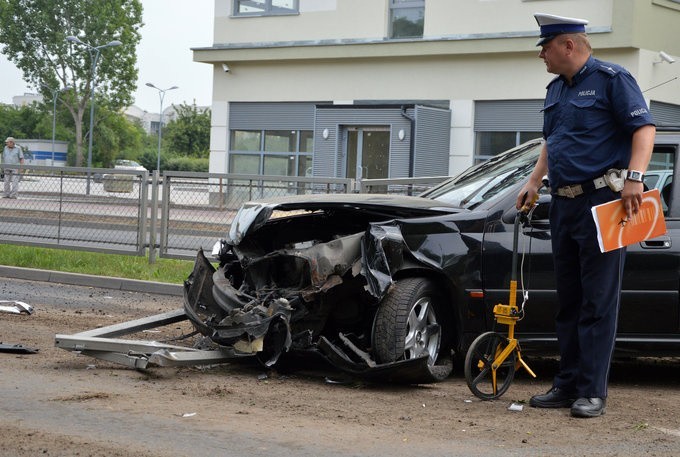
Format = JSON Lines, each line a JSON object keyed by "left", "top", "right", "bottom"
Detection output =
{"left": 520, "top": 147, "right": 680, "bottom": 337}
{"left": 484, "top": 146, "right": 680, "bottom": 341}
{"left": 480, "top": 190, "right": 558, "bottom": 336}
{"left": 618, "top": 147, "right": 679, "bottom": 335}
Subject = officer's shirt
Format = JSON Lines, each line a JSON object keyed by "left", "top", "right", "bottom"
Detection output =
{"left": 543, "top": 55, "right": 654, "bottom": 189}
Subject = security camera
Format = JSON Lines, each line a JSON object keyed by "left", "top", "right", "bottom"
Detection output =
{"left": 659, "top": 51, "right": 675, "bottom": 64}
{"left": 222, "top": 63, "right": 230, "bottom": 73}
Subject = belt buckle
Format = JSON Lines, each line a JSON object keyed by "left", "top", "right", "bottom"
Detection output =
{"left": 563, "top": 184, "right": 582, "bottom": 198}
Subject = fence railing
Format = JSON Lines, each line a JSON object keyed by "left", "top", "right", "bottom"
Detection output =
{"left": 0, "top": 165, "right": 148, "bottom": 255}
{"left": 158, "top": 172, "right": 355, "bottom": 259}
{"left": 0, "top": 165, "right": 449, "bottom": 261}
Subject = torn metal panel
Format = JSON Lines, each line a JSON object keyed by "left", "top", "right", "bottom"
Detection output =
{"left": 226, "top": 193, "right": 460, "bottom": 246}
{"left": 0, "top": 300, "right": 34, "bottom": 315}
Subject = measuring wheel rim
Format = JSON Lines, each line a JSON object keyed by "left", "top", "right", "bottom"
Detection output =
{"left": 464, "top": 331, "right": 517, "bottom": 400}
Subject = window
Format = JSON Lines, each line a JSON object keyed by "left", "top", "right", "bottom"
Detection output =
{"left": 389, "top": 0, "right": 425, "bottom": 39}
{"left": 229, "top": 129, "right": 313, "bottom": 177}
{"left": 474, "top": 131, "right": 542, "bottom": 163}
{"left": 647, "top": 148, "right": 675, "bottom": 214}
{"left": 233, "top": 0, "right": 298, "bottom": 16}
{"left": 473, "top": 100, "right": 544, "bottom": 163}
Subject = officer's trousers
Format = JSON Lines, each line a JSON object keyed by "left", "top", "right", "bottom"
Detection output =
{"left": 549, "top": 186, "right": 625, "bottom": 399}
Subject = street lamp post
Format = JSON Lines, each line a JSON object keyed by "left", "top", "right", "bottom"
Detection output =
{"left": 66, "top": 35, "right": 122, "bottom": 194}
{"left": 145, "top": 83, "right": 178, "bottom": 173}
{"left": 41, "top": 84, "right": 71, "bottom": 166}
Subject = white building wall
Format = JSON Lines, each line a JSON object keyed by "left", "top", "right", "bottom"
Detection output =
{"left": 214, "top": 0, "right": 615, "bottom": 44}
{"left": 209, "top": 100, "right": 229, "bottom": 173}
{"left": 449, "top": 99, "right": 475, "bottom": 173}
{"left": 203, "top": 0, "right": 680, "bottom": 176}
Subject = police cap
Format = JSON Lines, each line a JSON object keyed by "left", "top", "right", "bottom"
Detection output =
{"left": 534, "top": 13, "right": 588, "bottom": 46}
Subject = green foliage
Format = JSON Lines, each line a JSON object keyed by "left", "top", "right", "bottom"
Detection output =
{"left": 0, "top": 103, "right": 43, "bottom": 139}
{"left": 0, "top": 101, "right": 147, "bottom": 168}
{"left": 164, "top": 103, "right": 211, "bottom": 158}
{"left": 94, "top": 106, "right": 146, "bottom": 167}
{"left": 0, "top": 0, "right": 143, "bottom": 166}
{"left": 0, "top": 244, "right": 194, "bottom": 284}
{"left": 138, "top": 149, "right": 163, "bottom": 171}
{"left": 165, "top": 156, "right": 209, "bottom": 172}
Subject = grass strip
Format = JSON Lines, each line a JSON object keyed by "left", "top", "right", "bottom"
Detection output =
{"left": 0, "top": 245, "right": 195, "bottom": 284}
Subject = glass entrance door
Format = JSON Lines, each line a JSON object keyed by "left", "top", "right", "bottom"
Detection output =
{"left": 345, "top": 127, "right": 390, "bottom": 180}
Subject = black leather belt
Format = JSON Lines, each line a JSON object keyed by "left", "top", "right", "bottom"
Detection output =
{"left": 554, "top": 176, "right": 608, "bottom": 198}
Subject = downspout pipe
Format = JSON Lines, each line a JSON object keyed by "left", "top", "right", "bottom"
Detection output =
{"left": 401, "top": 106, "right": 415, "bottom": 177}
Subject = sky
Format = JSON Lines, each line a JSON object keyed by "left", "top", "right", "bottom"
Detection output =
{"left": 0, "top": 0, "right": 214, "bottom": 113}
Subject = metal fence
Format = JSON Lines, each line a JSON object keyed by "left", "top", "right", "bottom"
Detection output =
{"left": 157, "top": 172, "right": 354, "bottom": 259}
{"left": 0, "top": 165, "right": 449, "bottom": 261}
{"left": 0, "top": 165, "right": 148, "bottom": 255}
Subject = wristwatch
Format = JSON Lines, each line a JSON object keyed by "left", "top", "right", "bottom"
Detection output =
{"left": 626, "top": 169, "right": 644, "bottom": 183}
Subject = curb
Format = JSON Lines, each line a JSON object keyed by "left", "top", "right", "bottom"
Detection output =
{"left": 0, "top": 265, "right": 183, "bottom": 296}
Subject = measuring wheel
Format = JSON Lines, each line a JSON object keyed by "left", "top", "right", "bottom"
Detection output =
{"left": 464, "top": 331, "right": 517, "bottom": 400}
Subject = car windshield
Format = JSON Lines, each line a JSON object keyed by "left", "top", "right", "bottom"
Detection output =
{"left": 423, "top": 139, "right": 543, "bottom": 210}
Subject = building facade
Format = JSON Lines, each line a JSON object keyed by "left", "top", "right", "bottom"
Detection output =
{"left": 194, "top": 0, "right": 680, "bottom": 179}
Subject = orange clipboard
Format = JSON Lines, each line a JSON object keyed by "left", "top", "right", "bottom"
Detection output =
{"left": 591, "top": 188, "right": 667, "bottom": 253}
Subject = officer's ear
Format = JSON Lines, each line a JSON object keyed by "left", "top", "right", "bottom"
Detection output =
{"left": 564, "top": 37, "right": 576, "bottom": 54}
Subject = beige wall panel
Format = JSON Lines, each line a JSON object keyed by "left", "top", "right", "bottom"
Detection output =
{"left": 212, "top": 54, "right": 558, "bottom": 103}
{"left": 214, "top": 0, "right": 387, "bottom": 44}
{"left": 426, "top": 0, "right": 613, "bottom": 37}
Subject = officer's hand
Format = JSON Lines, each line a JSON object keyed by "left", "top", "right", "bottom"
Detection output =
{"left": 516, "top": 184, "right": 539, "bottom": 212}
{"left": 620, "top": 180, "right": 644, "bottom": 220}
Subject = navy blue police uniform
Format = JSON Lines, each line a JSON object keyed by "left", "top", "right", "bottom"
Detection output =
{"left": 543, "top": 55, "right": 654, "bottom": 399}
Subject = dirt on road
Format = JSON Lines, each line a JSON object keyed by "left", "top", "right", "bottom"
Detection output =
{"left": 1, "top": 277, "right": 679, "bottom": 457}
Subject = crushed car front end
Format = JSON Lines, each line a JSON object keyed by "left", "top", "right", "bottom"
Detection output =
{"left": 183, "top": 194, "right": 479, "bottom": 383}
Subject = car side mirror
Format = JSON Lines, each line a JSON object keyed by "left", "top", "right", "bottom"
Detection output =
{"left": 529, "top": 194, "right": 552, "bottom": 221}
{"left": 502, "top": 193, "right": 552, "bottom": 224}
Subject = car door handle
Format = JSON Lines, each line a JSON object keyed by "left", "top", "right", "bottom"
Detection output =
{"left": 640, "top": 236, "right": 671, "bottom": 249}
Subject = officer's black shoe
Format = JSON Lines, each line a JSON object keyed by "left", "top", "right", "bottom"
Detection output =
{"left": 570, "top": 397, "right": 606, "bottom": 418}
{"left": 529, "top": 387, "right": 576, "bottom": 408}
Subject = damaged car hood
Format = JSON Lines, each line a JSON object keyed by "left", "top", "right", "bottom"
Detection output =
{"left": 228, "top": 193, "right": 462, "bottom": 245}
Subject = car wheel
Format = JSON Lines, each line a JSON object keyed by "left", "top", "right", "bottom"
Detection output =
{"left": 464, "top": 331, "right": 516, "bottom": 400}
{"left": 372, "top": 277, "right": 452, "bottom": 383}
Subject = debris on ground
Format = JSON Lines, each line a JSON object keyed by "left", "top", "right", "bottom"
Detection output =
{"left": 0, "top": 342, "right": 39, "bottom": 354}
{"left": 0, "top": 300, "right": 34, "bottom": 315}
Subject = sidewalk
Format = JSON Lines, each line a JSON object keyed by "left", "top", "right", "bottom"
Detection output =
{"left": 0, "top": 265, "right": 183, "bottom": 296}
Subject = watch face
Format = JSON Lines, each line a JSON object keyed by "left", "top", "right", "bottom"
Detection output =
{"left": 627, "top": 171, "right": 643, "bottom": 182}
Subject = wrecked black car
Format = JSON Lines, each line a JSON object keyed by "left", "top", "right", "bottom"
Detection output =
{"left": 183, "top": 134, "right": 680, "bottom": 383}
{"left": 182, "top": 140, "right": 542, "bottom": 384}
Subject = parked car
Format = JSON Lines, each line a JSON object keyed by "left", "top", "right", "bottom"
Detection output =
{"left": 93, "top": 160, "right": 147, "bottom": 183}
{"left": 113, "top": 159, "right": 146, "bottom": 172}
{"left": 183, "top": 131, "right": 680, "bottom": 384}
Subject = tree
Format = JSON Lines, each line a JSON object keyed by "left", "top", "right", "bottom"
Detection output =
{"left": 92, "top": 106, "right": 146, "bottom": 167}
{"left": 0, "top": 0, "right": 143, "bottom": 166}
{"left": 164, "top": 103, "right": 211, "bottom": 158}
{"left": 0, "top": 103, "right": 45, "bottom": 140}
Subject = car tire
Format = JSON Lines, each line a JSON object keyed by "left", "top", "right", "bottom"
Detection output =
{"left": 372, "top": 277, "right": 452, "bottom": 383}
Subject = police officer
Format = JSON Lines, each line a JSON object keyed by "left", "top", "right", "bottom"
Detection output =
{"left": 517, "top": 13, "right": 656, "bottom": 418}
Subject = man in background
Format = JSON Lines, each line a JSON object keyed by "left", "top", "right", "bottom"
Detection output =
{"left": 2, "top": 136, "right": 25, "bottom": 198}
